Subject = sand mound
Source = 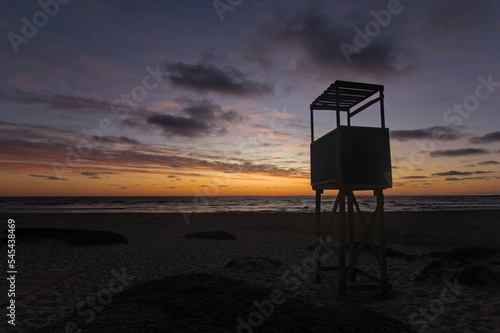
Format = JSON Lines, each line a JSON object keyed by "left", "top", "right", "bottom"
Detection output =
{"left": 455, "top": 264, "right": 500, "bottom": 286}
{"left": 415, "top": 260, "right": 442, "bottom": 281}
{"left": 225, "top": 257, "right": 283, "bottom": 271}
{"left": 416, "top": 246, "right": 500, "bottom": 285}
{"left": 185, "top": 230, "right": 237, "bottom": 240}
{"left": 7, "top": 227, "right": 128, "bottom": 245}
{"left": 430, "top": 246, "right": 500, "bottom": 261}
{"left": 306, "top": 242, "right": 416, "bottom": 259}
{"left": 34, "top": 273, "right": 411, "bottom": 332}
{"left": 418, "top": 262, "right": 500, "bottom": 285}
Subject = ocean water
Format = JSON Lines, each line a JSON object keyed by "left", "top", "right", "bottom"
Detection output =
{"left": 0, "top": 195, "right": 499, "bottom": 214}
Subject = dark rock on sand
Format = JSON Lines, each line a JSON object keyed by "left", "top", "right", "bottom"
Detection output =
{"left": 7, "top": 227, "right": 128, "bottom": 245}
{"left": 185, "top": 230, "right": 237, "bottom": 240}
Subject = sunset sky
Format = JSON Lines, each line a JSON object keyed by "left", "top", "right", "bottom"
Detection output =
{"left": 1, "top": 0, "right": 499, "bottom": 196}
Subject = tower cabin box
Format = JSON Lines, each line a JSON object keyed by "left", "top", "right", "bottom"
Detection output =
{"left": 310, "top": 80, "right": 392, "bottom": 190}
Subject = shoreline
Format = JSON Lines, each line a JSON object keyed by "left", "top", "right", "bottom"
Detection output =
{"left": 2, "top": 195, "right": 500, "bottom": 215}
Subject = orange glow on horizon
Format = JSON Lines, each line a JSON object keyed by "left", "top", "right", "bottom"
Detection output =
{"left": 1, "top": 168, "right": 499, "bottom": 196}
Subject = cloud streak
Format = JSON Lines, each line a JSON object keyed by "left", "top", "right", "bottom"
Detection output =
{"left": 445, "top": 176, "right": 490, "bottom": 182}
{"left": 96, "top": 136, "right": 142, "bottom": 145}
{"left": 478, "top": 160, "right": 499, "bottom": 165}
{"left": 430, "top": 148, "right": 489, "bottom": 157}
{"left": 30, "top": 174, "right": 67, "bottom": 181}
{"left": 400, "top": 176, "right": 429, "bottom": 179}
{"left": 164, "top": 62, "right": 274, "bottom": 97}
{"left": 469, "top": 131, "right": 500, "bottom": 144}
{"left": 147, "top": 98, "right": 243, "bottom": 138}
{"left": 433, "top": 170, "right": 494, "bottom": 177}
{"left": 0, "top": 89, "right": 111, "bottom": 114}
{"left": 432, "top": 171, "right": 472, "bottom": 177}
{"left": 390, "top": 126, "right": 465, "bottom": 142}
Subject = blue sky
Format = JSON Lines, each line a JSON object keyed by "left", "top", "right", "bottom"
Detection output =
{"left": 1, "top": 0, "right": 499, "bottom": 196}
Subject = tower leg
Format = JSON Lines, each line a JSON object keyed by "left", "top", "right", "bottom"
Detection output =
{"left": 347, "top": 190, "right": 356, "bottom": 282}
{"left": 375, "top": 189, "right": 389, "bottom": 296}
{"left": 339, "top": 189, "right": 346, "bottom": 294}
{"left": 314, "top": 189, "right": 323, "bottom": 283}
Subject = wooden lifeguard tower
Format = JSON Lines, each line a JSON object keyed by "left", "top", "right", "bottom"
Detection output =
{"left": 310, "top": 80, "right": 392, "bottom": 294}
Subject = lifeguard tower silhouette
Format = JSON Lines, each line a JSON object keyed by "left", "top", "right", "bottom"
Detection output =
{"left": 310, "top": 80, "right": 392, "bottom": 294}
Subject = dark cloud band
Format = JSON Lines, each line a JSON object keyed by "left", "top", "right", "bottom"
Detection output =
{"left": 391, "top": 126, "right": 465, "bottom": 142}
{"left": 430, "top": 148, "right": 489, "bottom": 157}
{"left": 164, "top": 62, "right": 274, "bottom": 97}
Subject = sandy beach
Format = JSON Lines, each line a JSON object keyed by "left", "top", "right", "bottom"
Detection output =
{"left": 1, "top": 211, "right": 500, "bottom": 332}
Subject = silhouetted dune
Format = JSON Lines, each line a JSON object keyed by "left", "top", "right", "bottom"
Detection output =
{"left": 34, "top": 273, "right": 411, "bottom": 332}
